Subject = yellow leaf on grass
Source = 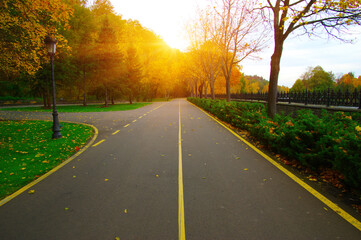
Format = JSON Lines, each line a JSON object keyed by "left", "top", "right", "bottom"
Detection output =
{"left": 124, "top": 209, "right": 127, "bottom": 214}
{"left": 104, "top": 179, "right": 109, "bottom": 181}
{"left": 244, "top": 168, "right": 248, "bottom": 171}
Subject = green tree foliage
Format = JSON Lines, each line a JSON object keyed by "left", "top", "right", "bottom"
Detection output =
{"left": 124, "top": 46, "right": 143, "bottom": 104}
{"left": 94, "top": 17, "right": 124, "bottom": 106}
{"left": 291, "top": 66, "right": 335, "bottom": 91}
{"left": 291, "top": 79, "right": 306, "bottom": 91}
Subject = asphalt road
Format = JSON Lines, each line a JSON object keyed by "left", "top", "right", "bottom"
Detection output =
{"left": 0, "top": 99, "right": 361, "bottom": 239}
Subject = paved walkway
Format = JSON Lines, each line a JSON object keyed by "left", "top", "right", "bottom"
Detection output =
{"left": 0, "top": 99, "right": 360, "bottom": 239}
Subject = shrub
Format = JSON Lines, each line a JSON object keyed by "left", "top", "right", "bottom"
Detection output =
{"left": 188, "top": 97, "right": 361, "bottom": 189}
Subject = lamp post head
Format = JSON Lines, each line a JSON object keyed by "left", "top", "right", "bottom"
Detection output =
{"left": 45, "top": 36, "right": 57, "bottom": 55}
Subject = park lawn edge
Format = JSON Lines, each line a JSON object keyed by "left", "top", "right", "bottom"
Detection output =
{"left": 0, "top": 102, "right": 152, "bottom": 112}
{"left": 0, "top": 120, "right": 98, "bottom": 206}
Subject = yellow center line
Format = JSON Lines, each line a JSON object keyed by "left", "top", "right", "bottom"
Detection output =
{"left": 189, "top": 101, "right": 361, "bottom": 232}
{"left": 112, "top": 130, "right": 120, "bottom": 135}
{"left": 124, "top": 124, "right": 130, "bottom": 128}
{"left": 132, "top": 120, "right": 137, "bottom": 123}
{"left": 138, "top": 116, "right": 143, "bottom": 119}
{"left": 92, "top": 139, "right": 105, "bottom": 147}
{"left": 178, "top": 100, "right": 186, "bottom": 240}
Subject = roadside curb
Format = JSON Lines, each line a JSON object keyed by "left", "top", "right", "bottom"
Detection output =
{"left": 0, "top": 121, "right": 98, "bottom": 207}
{"left": 188, "top": 100, "right": 361, "bottom": 232}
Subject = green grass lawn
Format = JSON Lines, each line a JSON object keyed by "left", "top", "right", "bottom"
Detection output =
{"left": 1, "top": 102, "right": 151, "bottom": 112}
{"left": 0, "top": 120, "right": 94, "bottom": 199}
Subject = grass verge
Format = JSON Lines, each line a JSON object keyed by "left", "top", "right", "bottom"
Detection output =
{"left": 1, "top": 102, "right": 151, "bottom": 112}
{"left": 0, "top": 120, "right": 93, "bottom": 199}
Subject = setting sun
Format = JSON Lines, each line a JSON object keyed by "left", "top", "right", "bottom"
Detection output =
{"left": 110, "top": 0, "right": 208, "bottom": 51}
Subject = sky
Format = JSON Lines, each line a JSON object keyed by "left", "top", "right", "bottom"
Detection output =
{"left": 110, "top": 0, "right": 361, "bottom": 88}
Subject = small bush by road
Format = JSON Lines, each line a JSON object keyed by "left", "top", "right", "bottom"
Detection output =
{"left": 188, "top": 97, "right": 361, "bottom": 190}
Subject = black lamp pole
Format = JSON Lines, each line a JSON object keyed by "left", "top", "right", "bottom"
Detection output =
{"left": 45, "top": 36, "right": 62, "bottom": 139}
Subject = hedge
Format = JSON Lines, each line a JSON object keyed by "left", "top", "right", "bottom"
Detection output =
{"left": 188, "top": 97, "right": 361, "bottom": 189}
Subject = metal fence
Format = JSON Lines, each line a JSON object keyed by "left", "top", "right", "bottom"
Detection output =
{"left": 227, "top": 89, "right": 361, "bottom": 109}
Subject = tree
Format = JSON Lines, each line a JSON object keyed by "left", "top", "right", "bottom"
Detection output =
{"left": 259, "top": 0, "right": 361, "bottom": 118}
{"left": 336, "top": 72, "right": 360, "bottom": 91}
{"left": 64, "top": 3, "right": 98, "bottom": 106}
{"left": 124, "top": 46, "right": 143, "bottom": 104}
{"left": 94, "top": 17, "right": 123, "bottom": 107}
{"left": 187, "top": 8, "right": 223, "bottom": 99}
{"left": 211, "top": 0, "right": 266, "bottom": 101}
{"left": 295, "top": 66, "right": 335, "bottom": 91}
{"left": 291, "top": 79, "right": 306, "bottom": 91}
{"left": 0, "top": 0, "right": 72, "bottom": 77}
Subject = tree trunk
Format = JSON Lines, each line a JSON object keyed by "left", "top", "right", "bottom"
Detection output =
{"left": 198, "top": 82, "right": 204, "bottom": 98}
{"left": 104, "top": 87, "right": 108, "bottom": 107}
{"left": 226, "top": 74, "right": 231, "bottom": 102}
{"left": 195, "top": 81, "right": 198, "bottom": 98}
{"left": 83, "top": 92, "right": 87, "bottom": 107}
{"left": 83, "top": 71, "right": 87, "bottom": 106}
{"left": 129, "top": 91, "right": 133, "bottom": 104}
{"left": 43, "top": 92, "right": 47, "bottom": 108}
{"left": 268, "top": 40, "right": 284, "bottom": 118}
{"left": 204, "top": 81, "right": 208, "bottom": 99}
{"left": 211, "top": 81, "right": 215, "bottom": 100}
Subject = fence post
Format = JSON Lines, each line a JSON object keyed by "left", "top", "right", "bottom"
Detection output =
{"left": 305, "top": 89, "right": 308, "bottom": 105}
{"left": 359, "top": 89, "right": 361, "bottom": 109}
{"left": 288, "top": 91, "right": 291, "bottom": 104}
{"left": 326, "top": 88, "right": 330, "bottom": 107}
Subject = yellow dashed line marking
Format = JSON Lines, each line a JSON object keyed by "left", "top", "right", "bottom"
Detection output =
{"left": 138, "top": 116, "right": 143, "bottom": 119}
{"left": 189, "top": 101, "right": 361, "bottom": 232}
{"left": 124, "top": 124, "right": 130, "bottom": 128}
{"left": 112, "top": 130, "right": 120, "bottom": 135}
{"left": 92, "top": 139, "right": 105, "bottom": 147}
{"left": 132, "top": 120, "right": 137, "bottom": 123}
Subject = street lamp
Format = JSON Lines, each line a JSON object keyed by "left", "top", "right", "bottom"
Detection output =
{"left": 45, "top": 36, "right": 62, "bottom": 139}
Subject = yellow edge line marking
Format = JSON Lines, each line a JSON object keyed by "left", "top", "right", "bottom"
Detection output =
{"left": 189, "top": 101, "right": 361, "bottom": 232}
{"left": 124, "top": 124, "right": 130, "bottom": 128}
{"left": 92, "top": 139, "right": 105, "bottom": 147}
{"left": 112, "top": 130, "right": 120, "bottom": 135}
{"left": 132, "top": 120, "right": 137, "bottom": 123}
{"left": 0, "top": 122, "right": 99, "bottom": 207}
{"left": 178, "top": 100, "right": 186, "bottom": 240}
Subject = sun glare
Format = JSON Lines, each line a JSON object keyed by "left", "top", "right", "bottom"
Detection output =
{"left": 162, "top": 34, "right": 189, "bottom": 51}
{"left": 110, "top": 0, "right": 200, "bottom": 52}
